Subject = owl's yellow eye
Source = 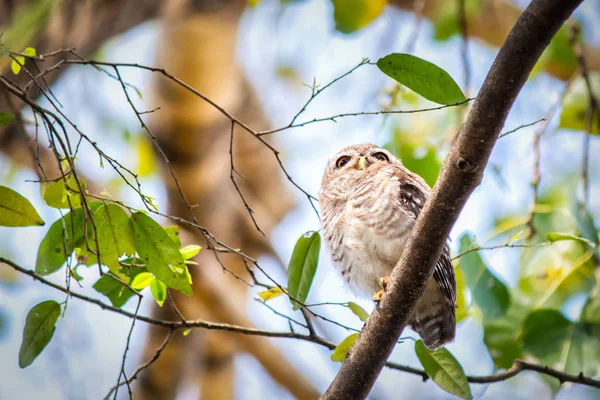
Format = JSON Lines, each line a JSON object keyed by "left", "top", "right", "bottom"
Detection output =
{"left": 372, "top": 152, "right": 389, "bottom": 162}
{"left": 336, "top": 156, "right": 351, "bottom": 168}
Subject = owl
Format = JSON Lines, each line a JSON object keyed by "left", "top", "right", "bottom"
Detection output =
{"left": 319, "top": 143, "right": 456, "bottom": 350}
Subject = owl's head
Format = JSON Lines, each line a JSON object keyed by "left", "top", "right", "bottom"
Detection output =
{"left": 322, "top": 143, "right": 400, "bottom": 181}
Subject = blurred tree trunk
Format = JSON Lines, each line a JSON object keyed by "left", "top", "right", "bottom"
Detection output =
{"left": 137, "top": 1, "right": 309, "bottom": 399}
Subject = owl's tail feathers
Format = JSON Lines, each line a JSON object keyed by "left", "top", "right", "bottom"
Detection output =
{"left": 409, "top": 284, "right": 456, "bottom": 351}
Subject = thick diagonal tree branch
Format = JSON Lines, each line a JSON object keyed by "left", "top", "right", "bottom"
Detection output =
{"left": 322, "top": 0, "right": 585, "bottom": 399}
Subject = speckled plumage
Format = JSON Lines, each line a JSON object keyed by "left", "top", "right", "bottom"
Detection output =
{"left": 319, "top": 143, "right": 456, "bottom": 350}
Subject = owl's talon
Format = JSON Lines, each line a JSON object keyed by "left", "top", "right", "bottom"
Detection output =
{"left": 372, "top": 277, "right": 390, "bottom": 303}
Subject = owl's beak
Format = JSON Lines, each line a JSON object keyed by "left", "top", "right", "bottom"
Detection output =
{"left": 357, "top": 156, "right": 367, "bottom": 171}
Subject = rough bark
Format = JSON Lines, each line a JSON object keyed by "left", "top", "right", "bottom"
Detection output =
{"left": 322, "top": 0, "right": 585, "bottom": 399}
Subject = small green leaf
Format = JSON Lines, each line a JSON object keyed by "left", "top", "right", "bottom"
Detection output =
{"left": 522, "top": 309, "right": 571, "bottom": 366}
{"left": 130, "top": 272, "right": 154, "bottom": 290}
{"left": 0, "top": 111, "right": 15, "bottom": 126}
{"left": 36, "top": 209, "right": 84, "bottom": 275}
{"left": 179, "top": 244, "right": 201, "bottom": 260}
{"left": 23, "top": 47, "right": 36, "bottom": 57}
{"left": 95, "top": 204, "right": 136, "bottom": 274}
{"left": 11, "top": 56, "right": 24, "bottom": 74}
{"left": 458, "top": 234, "right": 510, "bottom": 319}
{"left": 182, "top": 328, "right": 191, "bottom": 336}
{"left": 43, "top": 180, "right": 68, "bottom": 208}
{"left": 257, "top": 287, "right": 285, "bottom": 302}
{"left": 347, "top": 302, "right": 369, "bottom": 322}
{"left": 454, "top": 266, "right": 470, "bottom": 323}
{"left": 377, "top": 53, "right": 467, "bottom": 105}
{"left": 150, "top": 278, "right": 167, "bottom": 307}
{"left": 331, "top": 333, "right": 359, "bottom": 362}
{"left": 332, "top": 0, "right": 387, "bottom": 34}
{"left": 287, "top": 231, "right": 321, "bottom": 310}
{"left": 93, "top": 271, "right": 141, "bottom": 308}
{"left": 130, "top": 212, "right": 192, "bottom": 296}
{"left": 415, "top": 340, "right": 472, "bottom": 399}
{"left": 581, "top": 293, "right": 600, "bottom": 325}
{"left": 19, "top": 300, "right": 61, "bottom": 368}
{"left": 483, "top": 300, "right": 529, "bottom": 369}
{"left": 546, "top": 232, "right": 596, "bottom": 247}
{"left": 164, "top": 226, "right": 181, "bottom": 247}
{"left": 0, "top": 185, "right": 44, "bottom": 226}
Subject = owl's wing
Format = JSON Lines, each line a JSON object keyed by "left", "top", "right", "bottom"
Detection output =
{"left": 398, "top": 179, "right": 457, "bottom": 309}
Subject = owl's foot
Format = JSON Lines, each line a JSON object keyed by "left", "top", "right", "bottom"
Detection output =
{"left": 372, "top": 277, "right": 389, "bottom": 303}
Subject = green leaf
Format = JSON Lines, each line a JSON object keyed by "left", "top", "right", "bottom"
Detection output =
{"left": 546, "top": 232, "right": 596, "bottom": 247}
{"left": 454, "top": 266, "right": 470, "bottom": 323}
{"left": 36, "top": 209, "right": 84, "bottom": 275}
{"left": 332, "top": 0, "right": 387, "bottom": 34}
{"left": 43, "top": 176, "right": 87, "bottom": 209}
{"left": 0, "top": 111, "right": 15, "bottom": 126}
{"left": 287, "top": 231, "right": 321, "bottom": 310}
{"left": 458, "top": 234, "right": 510, "bottom": 319}
{"left": 257, "top": 287, "right": 285, "bottom": 302}
{"left": 93, "top": 271, "right": 142, "bottom": 308}
{"left": 95, "top": 204, "right": 136, "bottom": 274}
{"left": 11, "top": 56, "right": 24, "bottom": 74}
{"left": 415, "top": 340, "right": 472, "bottom": 399}
{"left": 347, "top": 302, "right": 369, "bottom": 322}
{"left": 384, "top": 128, "right": 441, "bottom": 187}
{"left": 130, "top": 212, "right": 192, "bottom": 296}
{"left": 331, "top": 333, "right": 359, "bottom": 362}
{"left": 150, "top": 278, "right": 167, "bottom": 307}
{"left": 377, "top": 53, "right": 467, "bottom": 105}
{"left": 43, "top": 180, "right": 68, "bottom": 208}
{"left": 558, "top": 73, "right": 600, "bottom": 134}
{"left": 581, "top": 292, "right": 600, "bottom": 325}
{"left": 23, "top": 47, "right": 36, "bottom": 57}
{"left": 522, "top": 309, "right": 571, "bottom": 366}
{"left": 19, "top": 300, "right": 61, "bottom": 368}
{"left": 180, "top": 244, "right": 201, "bottom": 260}
{"left": 164, "top": 226, "right": 181, "bottom": 247}
{"left": 0, "top": 185, "right": 44, "bottom": 226}
{"left": 130, "top": 272, "right": 154, "bottom": 290}
{"left": 483, "top": 300, "right": 529, "bottom": 369}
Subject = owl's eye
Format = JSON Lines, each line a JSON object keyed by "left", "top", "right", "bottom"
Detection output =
{"left": 372, "top": 152, "right": 389, "bottom": 162}
{"left": 336, "top": 156, "right": 352, "bottom": 168}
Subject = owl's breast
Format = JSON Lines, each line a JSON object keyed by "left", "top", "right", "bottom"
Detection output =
{"left": 321, "top": 167, "right": 415, "bottom": 296}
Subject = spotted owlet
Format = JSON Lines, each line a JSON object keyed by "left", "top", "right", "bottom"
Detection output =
{"left": 319, "top": 143, "right": 456, "bottom": 350}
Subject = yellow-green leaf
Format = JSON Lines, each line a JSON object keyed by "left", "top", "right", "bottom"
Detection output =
{"left": 23, "top": 47, "right": 36, "bottom": 57}
{"left": 347, "top": 302, "right": 369, "bottom": 322}
{"left": 257, "top": 287, "right": 285, "bottom": 302}
{"left": 377, "top": 53, "right": 467, "bottom": 105}
{"left": 458, "top": 234, "right": 510, "bottom": 319}
{"left": 0, "top": 111, "right": 15, "bottom": 126}
{"left": 19, "top": 300, "right": 61, "bottom": 368}
{"left": 43, "top": 180, "right": 67, "bottom": 208}
{"left": 287, "top": 231, "right": 321, "bottom": 310}
{"left": 95, "top": 204, "right": 136, "bottom": 274}
{"left": 0, "top": 185, "right": 44, "bottom": 227}
{"left": 180, "top": 244, "right": 201, "bottom": 260}
{"left": 130, "top": 212, "right": 192, "bottom": 296}
{"left": 11, "top": 56, "right": 24, "bottom": 74}
{"left": 546, "top": 232, "right": 596, "bottom": 247}
{"left": 455, "top": 266, "right": 469, "bottom": 322}
{"left": 415, "top": 340, "right": 472, "bottom": 399}
{"left": 331, "top": 333, "right": 359, "bottom": 362}
{"left": 332, "top": 0, "right": 387, "bottom": 34}
{"left": 130, "top": 272, "right": 154, "bottom": 290}
{"left": 164, "top": 226, "right": 181, "bottom": 247}
{"left": 36, "top": 209, "right": 84, "bottom": 275}
{"left": 150, "top": 278, "right": 167, "bottom": 307}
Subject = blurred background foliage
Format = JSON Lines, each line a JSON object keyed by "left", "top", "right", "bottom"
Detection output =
{"left": 0, "top": 0, "right": 600, "bottom": 399}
